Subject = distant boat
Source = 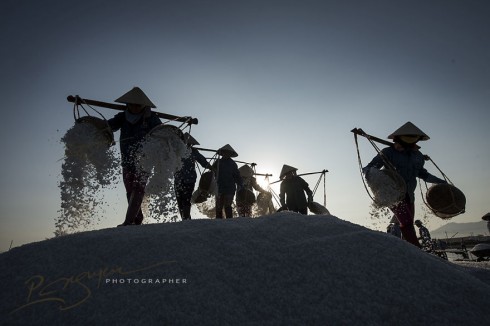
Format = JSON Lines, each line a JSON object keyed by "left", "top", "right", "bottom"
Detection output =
{"left": 470, "top": 243, "right": 490, "bottom": 261}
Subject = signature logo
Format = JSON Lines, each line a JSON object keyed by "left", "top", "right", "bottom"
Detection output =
{"left": 11, "top": 260, "right": 176, "bottom": 313}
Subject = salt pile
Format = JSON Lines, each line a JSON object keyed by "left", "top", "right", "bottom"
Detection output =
{"left": 137, "top": 126, "right": 189, "bottom": 222}
{"left": 1, "top": 214, "right": 489, "bottom": 325}
{"left": 366, "top": 167, "right": 405, "bottom": 208}
{"left": 57, "top": 122, "right": 119, "bottom": 233}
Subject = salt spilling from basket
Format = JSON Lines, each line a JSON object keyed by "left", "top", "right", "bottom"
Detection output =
{"left": 137, "top": 125, "right": 190, "bottom": 222}
{"left": 366, "top": 167, "right": 406, "bottom": 208}
{"left": 57, "top": 118, "right": 119, "bottom": 233}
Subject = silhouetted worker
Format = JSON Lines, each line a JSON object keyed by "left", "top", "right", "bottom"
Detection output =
{"left": 387, "top": 216, "right": 402, "bottom": 238}
{"left": 236, "top": 164, "right": 268, "bottom": 217}
{"left": 363, "top": 122, "right": 446, "bottom": 247}
{"left": 279, "top": 164, "right": 313, "bottom": 215}
{"left": 108, "top": 87, "right": 162, "bottom": 226}
{"left": 212, "top": 144, "right": 243, "bottom": 219}
{"left": 415, "top": 219, "right": 432, "bottom": 250}
{"left": 174, "top": 133, "right": 211, "bottom": 220}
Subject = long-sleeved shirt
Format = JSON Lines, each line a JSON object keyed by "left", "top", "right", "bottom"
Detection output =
{"left": 107, "top": 110, "right": 162, "bottom": 170}
{"left": 279, "top": 176, "right": 313, "bottom": 211}
{"left": 212, "top": 157, "right": 243, "bottom": 195}
{"left": 175, "top": 147, "right": 210, "bottom": 185}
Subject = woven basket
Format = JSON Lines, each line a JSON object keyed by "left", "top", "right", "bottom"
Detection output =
{"left": 308, "top": 202, "right": 330, "bottom": 215}
{"left": 148, "top": 124, "right": 184, "bottom": 141}
{"left": 198, "top": 171, "right": 215, "bottom": 192}
{"left": 76, "top": 116, "right": 114, "bottom": 146}
{"left": 191, "top": 189, "right": 209, "bottom": 204}
{"left": 367, "top": 168, "right": 406, "bottom": 207}
{"left": 426, "top": 183, "right": 466, "bottom": 219}
{"left": 236, "top": 189, "right": 256, "bottom": 206}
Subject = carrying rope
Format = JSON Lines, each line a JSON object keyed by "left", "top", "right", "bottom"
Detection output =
{"left": 353, "top": 128, "right": 401, "bottom": 203}
{"left": 353, "top": 131, "right": 377, "bottom": 203}
{"left": 73, "top": 96, "right": 108, "bottom": 121}
{"left": 418, "top": 155, "right": 459, "bottom": 215}
{"left": 418, "top": 155, "right": 452, "bottom": 202}
{"left": 267, "top": 185, "right": 282, "bottom": 208}
{"left": 311, "top": 170, "right": 328, "bottom": 206}
{"left": 425, "top": 155, "right": 453, "bottom": 185}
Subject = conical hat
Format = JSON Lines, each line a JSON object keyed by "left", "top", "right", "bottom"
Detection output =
{"left": 280, "top": 164, "right": 297, "bottom": 178}
{"left": 388, "top": 122, "right": 429, "bottom": 140}
{"left": 482, "top": 212, "right": 490, "bottom": 221}
{"left": 115, "top": 87, "right": 156, "bottom": 108}
{"left": 239, "top": 165, "right": 254, "bottom": 178}
{"left": 184, "top": 132, "right": 200, "bottom": 146}
{"left": 218, "top": 144, "right": 238, "bottom": 157}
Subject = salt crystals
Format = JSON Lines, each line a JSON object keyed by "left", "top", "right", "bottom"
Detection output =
{"left": 137, "top": 125, "right": 190, "bottom": 222}
{"left": 196, "top": 197, "right": 217, "bottom": 218}
{"left": 57, "top": 121, "right": 119, "bottom": 233}
{"left": 366, "top": 167, "right": 405, "bottom": 208}
{"left": 57, "top": 122, "right": 191, "bottom": 231}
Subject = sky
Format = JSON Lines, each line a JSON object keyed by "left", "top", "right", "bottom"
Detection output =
{"left": 1, "top": 214, "right": 490, "bottom": 324}
{"left": 1, "top": 0, "right": 490, "bottom": 250}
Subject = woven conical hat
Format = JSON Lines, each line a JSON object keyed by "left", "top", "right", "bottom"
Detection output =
{"left": 115, "top": 87, "right": 156, "bottom": 108}
{"left": 280, "top": 164, "right": 297, "bottom": 178}
{"left": 218, "top": 144, "right": 238, "bottom": 157}
{"left": 388, "top": 122, "right": 429, "bottom": 140}
{"left": 184, "top": 133, "right": 200, "bottom": 146}
{"left": 239, "top": 165, "right": 254, "bottom": 178}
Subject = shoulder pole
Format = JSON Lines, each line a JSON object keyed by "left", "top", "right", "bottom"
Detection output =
{"left": 67, "top": 95, "right": 198, "bottom": 125}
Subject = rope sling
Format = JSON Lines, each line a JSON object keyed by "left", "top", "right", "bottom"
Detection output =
{"left": 352, "top": 128, "right": 405, "bottom": 207}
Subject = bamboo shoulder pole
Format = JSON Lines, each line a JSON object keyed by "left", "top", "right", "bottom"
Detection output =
{"left": 351, "top": 128, "right": 392, "bottom": 147}
{"left": 67, "top": 95, "right": 198, "bottom": 125}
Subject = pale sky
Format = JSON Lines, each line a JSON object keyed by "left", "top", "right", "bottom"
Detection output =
{"left": 1, "top": 0, "right": 489, "bottom": 251}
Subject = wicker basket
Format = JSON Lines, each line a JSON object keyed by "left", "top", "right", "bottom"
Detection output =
{"left": 367, "top": 168, "right": 406, "bottom": 207}
{"left": 191, "top": 189, "right": 208, "bottom": 204}
{"left": 198, "top": 171, "right": 215, "bottom": 192}
{"left": 76, "top": 116, "right": 114, "bottom": 146}
{"left": 236, "top": 189, "right": 256, "bottom": 206}
{"left": 308, "top": 202, "right": 330, "bottom": 215}
{"left": 148, "top": 124, "right": 184, "bottom": 141}
{"left": 426, "top": 183, "right": 466, "bottom": 219}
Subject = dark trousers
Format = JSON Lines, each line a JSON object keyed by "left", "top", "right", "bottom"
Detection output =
{"left": 390, "top": 196, "right": 421, "bottom": 248}
{"left": 122, "top": 167, "right": 148, "bottom": 225}
{"left": 216, "top": 194, "right": 234, "bottom": 219}
{"left": 176, "top": 182, "right": 195, "bottom": 220}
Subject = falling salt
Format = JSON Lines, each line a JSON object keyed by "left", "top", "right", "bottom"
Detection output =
{"left": 368, "top": 204, "right": 393, "bottom": 230}
{"left": 57, "top": 121, "right": 119, "bottom": 234}
{"left": 136, "top": 126, "right": 190, "bottom": 222}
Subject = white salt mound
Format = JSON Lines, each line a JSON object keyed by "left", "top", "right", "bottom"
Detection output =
{"left": 2, "top": 214, "right": 489, "bottom": 325}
